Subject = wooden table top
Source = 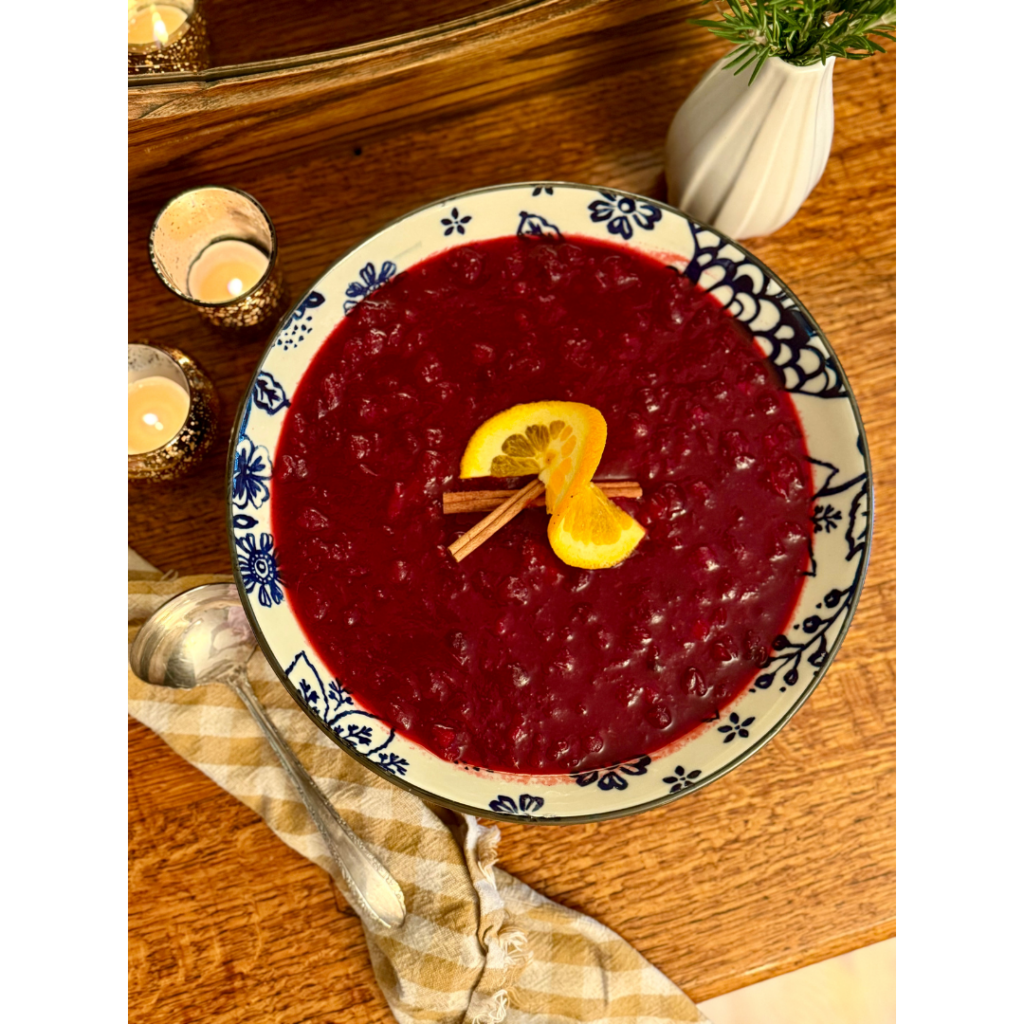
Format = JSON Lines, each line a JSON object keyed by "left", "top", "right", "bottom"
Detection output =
{"left": 129, "top": 2, "right": 895, "bottom": 1018}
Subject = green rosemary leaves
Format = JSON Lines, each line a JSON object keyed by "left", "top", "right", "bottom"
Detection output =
{"left": 693, "top": 1, "right": 896, "bottom": 83}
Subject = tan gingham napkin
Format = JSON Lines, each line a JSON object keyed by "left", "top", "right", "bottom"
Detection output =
{"left": 128, "top": 558, "right": 708, "bottom": 1024}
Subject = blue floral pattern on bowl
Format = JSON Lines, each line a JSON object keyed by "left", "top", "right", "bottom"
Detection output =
{"left": 235, "top": 532, "right": 284, "bottom": 608}
{"left": 587, "top": 189, "right": 662, "bottom": 239}
{"left": 229, "top": 183, "right": 872, "bottom": 824}
{"left": 441, "top": 207, "right": 472, "bottom": 236}
{"left": 718, "top": 713, "right": 755, "bottom": 744}
{"left": 276, "top": 290, "right": 325, "bottom": 351}
{"left": 253, "top": 371, "right": 290, "bottom": 415}
{"left": 517, "top": 211, "right": 563, "bottom": 240}
{"left": 489, "top": 794, "right": 546, "bottom": 815}
{"left": 663, "top": 766, "right": 702, "bottom": 794}
{"left": 284, "top": 652, "right": 408, "bottom": 776}
{"left": 232, "top": 437, "right": 272, "bottom": 511}
{"left": 679, "top": 221, "right": 844, "bottom": 398}
{"left": 344, "top": 261, "right": 397, "bottom": 314}
{"left": 571, "top": 756, "right": 651, "bottom": 791}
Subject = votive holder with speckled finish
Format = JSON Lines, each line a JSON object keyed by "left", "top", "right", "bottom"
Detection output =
{"left": 129, "top": 344, "right": 219, "bottom": 483}
{"left": 149, "top": 186, "right": 289, "bottom": 331}
{"left": 128, "top": 0, "right": 210, "bottom": 75}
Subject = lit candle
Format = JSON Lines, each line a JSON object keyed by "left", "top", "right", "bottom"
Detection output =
{"left": 128, "top": 376, "right": 190, "bottom": 454}
{"left": 150, "top": 187, "right": 287, "bottom": 329}
{"left": 127, "top": 4, "right": 187, "bottom": 48}
{"left": 187, "top": 240, "right": 271, "bottom": 303}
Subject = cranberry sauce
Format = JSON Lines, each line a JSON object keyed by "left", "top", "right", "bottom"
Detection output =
{"left": 272, "top": 235, "right": 811, "bottom": 774}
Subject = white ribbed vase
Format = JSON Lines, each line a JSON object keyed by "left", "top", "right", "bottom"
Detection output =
{"left": 665, "top": 54, "right": 835, "bottom": 240}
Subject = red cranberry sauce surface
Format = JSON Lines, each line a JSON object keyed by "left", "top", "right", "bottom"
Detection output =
{"left": 272, "top": 235, "right": 811, "bottom": 774}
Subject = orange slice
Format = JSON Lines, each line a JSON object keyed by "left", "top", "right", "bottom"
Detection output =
{"left": 460, "top": 401, "right": 606, "bottom": 515}
{"left": 549, "top": 482, "right": 647, "bottom": 570}
{"left": 459, "top": 400, "right": 645, "bottom": 568}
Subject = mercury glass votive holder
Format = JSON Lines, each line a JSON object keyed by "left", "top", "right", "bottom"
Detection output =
{"left": 149, "top": 186, "right": 289, "bottom": 331}
{"left": 129, "top": 343, "right": 219, "bottom": 483}
{"left": 128, "top": 0, "right": 210, "bottom": 75}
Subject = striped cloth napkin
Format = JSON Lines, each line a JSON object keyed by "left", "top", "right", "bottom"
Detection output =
{"left": 128, "top": 555, "right": 708, "bottom": 1024}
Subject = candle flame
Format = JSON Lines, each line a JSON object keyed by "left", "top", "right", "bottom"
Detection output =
{"left": 227, "top": 277, "right": 245, "bottom": 296}
{"left": 152, "top": 9, "right": 169, "bottom": 46}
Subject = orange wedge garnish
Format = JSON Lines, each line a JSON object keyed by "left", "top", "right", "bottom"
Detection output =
{"left": 459, "top": 401, "right": 645, "bottom": 568}
{"left": 549, "top": 482, "right": 647, "bottom": 570}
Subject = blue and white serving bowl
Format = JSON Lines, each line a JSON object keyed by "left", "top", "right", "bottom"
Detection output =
{"left": 228, "top": 182, "right": 873, "bottom": 824}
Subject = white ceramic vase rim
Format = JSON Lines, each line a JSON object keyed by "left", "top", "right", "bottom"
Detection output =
{"left": 753, "top": 53, "right": 837, "bottom": 74}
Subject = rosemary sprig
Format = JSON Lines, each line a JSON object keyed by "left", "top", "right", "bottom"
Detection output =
{"left": 694, "top": 1, "right": 896, "bottom": 83}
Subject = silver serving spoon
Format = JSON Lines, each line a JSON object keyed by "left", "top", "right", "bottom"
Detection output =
{"left": 130, "top": 582, "right": 406, "bottom": 929}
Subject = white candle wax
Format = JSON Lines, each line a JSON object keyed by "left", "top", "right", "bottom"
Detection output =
{"left": 187, "top": 240, "right": 270, "bottom": 303}
{"left": 127, "top": 4, "right": 188, "bottom": 47}
{"left": 129, "top": 376, "right": 190, "bottom": 454}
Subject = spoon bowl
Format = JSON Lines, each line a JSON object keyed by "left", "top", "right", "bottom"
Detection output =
{"left": 130, "top": 582, "right": 254, "bottom": 688}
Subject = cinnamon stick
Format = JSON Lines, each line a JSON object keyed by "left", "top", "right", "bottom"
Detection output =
{"left": 448, "top": 478, "right": 545, "bottom": 563}
{"left": 443, "top": 480, "right": 643, "bottom": 515}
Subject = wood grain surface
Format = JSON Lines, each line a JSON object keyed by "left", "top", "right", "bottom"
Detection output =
{"left": 128, "top": 1, "right": 895, "bottom": 1019}
{"left": 198, "top": 0, "right": 531, "bottom": 69}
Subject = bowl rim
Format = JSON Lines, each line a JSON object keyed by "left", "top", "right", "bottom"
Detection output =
{"left": 226, "top": 179, "right": 874, "bottom": 824}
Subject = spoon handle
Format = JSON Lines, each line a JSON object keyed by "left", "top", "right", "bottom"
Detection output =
{"left": 226, "top": 672, "right": 407, "bottom": 929}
